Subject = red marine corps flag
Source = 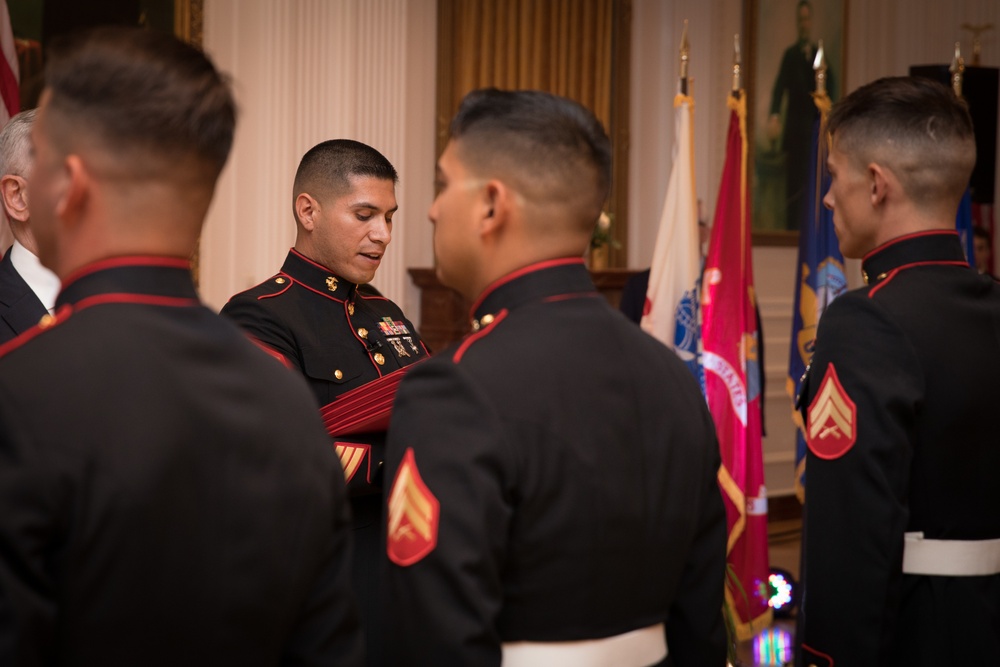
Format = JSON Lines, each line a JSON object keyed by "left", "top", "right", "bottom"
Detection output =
{"left": 700, "top": 86, "right": 771, "bottom": 638}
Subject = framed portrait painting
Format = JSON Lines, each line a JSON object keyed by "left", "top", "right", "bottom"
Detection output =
{"left": 746, "top": 0, "right": 846, "bottom": 245}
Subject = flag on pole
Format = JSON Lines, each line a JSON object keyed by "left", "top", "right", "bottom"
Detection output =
{"left": 640, "top": 93, "right": 703, "bottom": 386}
{"left": 0, "top": 0, "right": 19, "bottom": 127}
{"left": 701, "top": 90, "right": 770, "bottom": 639}
{"left": 787, "top": 91, "right": 846, "bottom": 503}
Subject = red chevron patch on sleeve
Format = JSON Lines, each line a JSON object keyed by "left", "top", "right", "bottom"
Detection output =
{"left": 386, "top": 448, "right": 440, "bottom": 566}
{"left": 806, "top": 363, "right": 857, "bottom": 459}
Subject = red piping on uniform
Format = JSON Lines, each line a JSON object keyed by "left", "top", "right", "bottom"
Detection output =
{"left": 289, "top": 276, "right": 345, "bottom": 303}
{"left": 0, "top": 303, "right": 71, "bottom": 359}
{"left": 867, "top": 261, "right": 970, "bottom": 297}
{"left": 62, "top": 255, "right": 191, "bottom": 288}
{"left": 248, "top": 336, "right": 293, "bottom": 369}
{"left": 862, "top": 229, "right": 958, "bottom": 262}
{"left": 257, "top": 276, "right": 293, "bottom": 300}
{"left": 0, "top": 292, "right": 198, "bottom": 360}
{"left": 800, "top": 644, "right": 834, "bottom": 665}
{"left": 543, "top": 292, "right": 601, "bottom": 303}
{"left": 74, "top": 293, "right": 200, "bottom": 311}
{"left": 453, "top": 309, "right": 509, "bottom": 363}
{"left": 469, "top": 257, "right": 585, "bottom": 315}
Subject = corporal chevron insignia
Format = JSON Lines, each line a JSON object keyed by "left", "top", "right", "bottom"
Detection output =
{"left": 387, "top": 448, "right": 439, "bottom": 566}
{"left": 334, "top": 442, "right": 371, "bottom": 483}
{"left": 806, "top": 363, "right": 857, "bottom": 459}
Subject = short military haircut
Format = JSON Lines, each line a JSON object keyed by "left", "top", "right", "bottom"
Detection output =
{"left": 43, "top": 26, "right": 236, "bottom": 180}
{"left": 448, "top": 88, "right": 612, "bottom": 229}
{"left": 827, "top": 76, "right": 976, "bottom": 208}
{"left": 0, "top": 108, "right": 37, "bottom": 177}
{"left": 293, "top": 139, "right": 398, "bottom": 214}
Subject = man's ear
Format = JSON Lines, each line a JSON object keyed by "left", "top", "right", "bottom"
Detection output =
{"left": 869, "top": 162, "right": 891, "bottom": 207}
{"left": 0, "top": 175, "right": 28, "bottom": 222}
{"left": 60, "top": 155, "right": 89, "bottom": 224}
{"left": 479, "top": 179, "right": 513, "bottom": 238}
{"left": 295, "top": 192, "right": 319, "bottom": 231}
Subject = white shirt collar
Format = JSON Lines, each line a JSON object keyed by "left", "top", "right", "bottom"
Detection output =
{"left": 10, "top": 239, "right": 60, "bottom": 313}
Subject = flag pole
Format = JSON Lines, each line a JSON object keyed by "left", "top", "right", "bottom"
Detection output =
{"left": 731, "top": 33, "right": 741, "bottom": 97}
{"left": 950, "top": 41, "right": 965, "bottom": 98}
{"left": 813, "top": 40, "right": 827, "bottom": 96}
{"left": 679, "top": 20, "right": 690, "bottom": 96}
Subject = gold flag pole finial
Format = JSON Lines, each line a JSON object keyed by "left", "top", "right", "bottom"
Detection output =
{"left": 813, "top": 39, "right": 827, "bottom": 96}
{"left": 732, "top": 33, "right": 742, "bottom": 95}
{"left": 950, "top": 41, "right": 965, "bottom": 97}
{"left": 679, "top": 20, "right": 690, "bottom": 96}
{"left": 961, "top": 22, "right": 994, "bottom": 66}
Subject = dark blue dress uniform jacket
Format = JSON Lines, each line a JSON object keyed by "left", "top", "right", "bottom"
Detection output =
{"left": 222, "top": 248, "right": 428, "bottom": 667}
{"left": 797, "top": 231, "right": 1000, "bottom": 667}
{"left": 382, "top": 258, "right": 728, "bottom": 666}
{"left": 0, "top": 257, "right": 362, "bottom": 666}
{"left": 0, "top": 247, "right": 48, "bottom": 345}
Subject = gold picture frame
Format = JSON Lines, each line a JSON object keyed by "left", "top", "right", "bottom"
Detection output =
{"left": 745, "top": 0, "right": 847, "bottom": 246}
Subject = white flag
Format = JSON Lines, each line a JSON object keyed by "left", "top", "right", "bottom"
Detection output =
{"left": 640, "top": 94, "right": 702, "bottom": 383}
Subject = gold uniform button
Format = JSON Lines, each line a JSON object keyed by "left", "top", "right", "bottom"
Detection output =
{"left": 348, "top": 303, "right": 355, "bottom": 316}
{"left": 357, "top": 328, "right": 368, "bottom": 339}
{"left": 275, "top": 277, "right": 286, "bottom": 284}
{"left": 374, "top": 353, "right": 385, "bottom": 365}
{"left": 480, "top": 314, "right": 494, "bottom": 326}
{"left": 38, "top": 314, "right": 56, "bottom": 329}
{"left": 334, "top": 369, "right": 343, "bottom": 380}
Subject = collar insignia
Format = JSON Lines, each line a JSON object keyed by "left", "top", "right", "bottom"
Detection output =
{"left": 806, "top": 363, "right": 857, "bottom": 459}
{"left": 387, "top": 448, "right": 439, "bottom": 566}
{"left": 326, "top": 276, "right": 338, "bottom": 292}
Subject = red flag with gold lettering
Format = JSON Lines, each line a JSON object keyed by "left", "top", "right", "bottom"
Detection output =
{"left": 700, "top": 90, "right": 771, "bottom": 638}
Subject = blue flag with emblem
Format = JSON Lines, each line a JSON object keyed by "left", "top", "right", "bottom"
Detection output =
{"left": 787, "top": 91, "right": 847, "bottom": 503}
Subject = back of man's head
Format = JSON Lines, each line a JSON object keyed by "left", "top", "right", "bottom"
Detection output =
{"left": 827, "top": 76, "right": 975, "bottom": 211}
{"left": 449, "top": 88, "right": 612, "bottom": 235}
{"left": 0, "top": 109, "right": 36, "bottom": 178}
{"left": 292, "top": 139, "right": 397, "bottom": 222}
{"left": 43, "top": 26, "right": 236, "bottom": 184}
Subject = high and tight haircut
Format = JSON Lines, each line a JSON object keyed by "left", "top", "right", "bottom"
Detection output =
{"left": 43, "top": 26, "right": 236, "bottom": 179}
{"left": 827, "top": 76, "right": 976, "bottom": 208}
{"left": 0, "top": 108, "right": 37, "bottom": 177}
{"left": 448, "top": 88, "right": 612, "bottom": 227}
{"left": 293, "top": 139, "right": 398, "bottom": 211}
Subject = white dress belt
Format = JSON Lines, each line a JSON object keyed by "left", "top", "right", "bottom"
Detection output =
{"left": 501, "top": 622, "right": 666, "bottom": 667}
{"left": 902, "top": 531, "right": 1000, "bottom": 576}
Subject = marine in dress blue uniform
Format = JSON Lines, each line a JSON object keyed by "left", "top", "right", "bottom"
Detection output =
{"left": 0, "top": 27, "right": 362, "bottom": 665}
{"left": 795, "top": 77, "right": 1000, "bottom": 667}
{"left": 383, "top": 89, "right": 727, "bottom": 667}
{"left": 222, "top": 139, "right": 427, "bottom": 666}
